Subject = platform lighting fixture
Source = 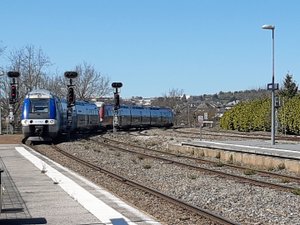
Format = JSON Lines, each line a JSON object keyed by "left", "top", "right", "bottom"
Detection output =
{"left": 262, "top": 24, "right": 277, "bottom": 145}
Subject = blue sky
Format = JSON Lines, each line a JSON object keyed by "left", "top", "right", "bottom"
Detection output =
{"left": 1, "top": 1, "right": 300, "bottom": 98}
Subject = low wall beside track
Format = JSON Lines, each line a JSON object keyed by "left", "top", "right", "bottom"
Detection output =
{"left": 167, "top": 143, "right": 300, "bottom": 175}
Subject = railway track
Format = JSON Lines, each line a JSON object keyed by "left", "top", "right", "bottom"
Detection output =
{"left": 90, "top": 136, "right": 300, "bottom": 193}
{"left": 27, "top": 143, "right": 239, "bottom": 225}
{"left": 172, "top": 128, "right": 300, "bottom": 142}
{"left": 24, "top": 131, "right": 300, "bottom": 224}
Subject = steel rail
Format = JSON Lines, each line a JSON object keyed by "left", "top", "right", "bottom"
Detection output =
{"left": 92, "top": 137, "right": 300, "bottom": 192}
{"left": 47, "top": 144, "right": 239, "bottom": 225}
{"left": 96, "top": 137, "right": 300, "bottom": 184}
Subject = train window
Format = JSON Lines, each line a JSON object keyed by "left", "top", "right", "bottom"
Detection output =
{"left": 30, "top": 99, "right": 49, "bottom": 113}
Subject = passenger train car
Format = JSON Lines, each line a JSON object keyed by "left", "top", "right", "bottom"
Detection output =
{"left": 21, "top": 89, "right": 99, "bottom": 141}
{"left": 98, "top": 103, "right": 174, "bottom": 130}
{"left": 21, "top": 89, "right": 174, "bottom": 142}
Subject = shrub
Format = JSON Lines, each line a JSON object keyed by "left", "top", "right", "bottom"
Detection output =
{"left": 291, "top": 188, "right": 300, "bottom": 195}
{"left": 143, "top": 164, "right": 152, "bottom": 169}
{"left": 244, "top": 169, "right": 256, "bottom": 175}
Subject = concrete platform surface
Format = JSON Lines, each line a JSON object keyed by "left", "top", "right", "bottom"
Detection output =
{"left": 182, "top": 139, "right": 300, "bottom": 160}
{"left": 0, "top": 144, "right": 161, "bottom": 225}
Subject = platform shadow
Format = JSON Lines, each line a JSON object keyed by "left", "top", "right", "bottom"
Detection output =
{"left": 0, "top": 217, "right": 47, "bottom": 224}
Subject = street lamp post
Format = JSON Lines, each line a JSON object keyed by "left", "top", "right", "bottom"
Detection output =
{"left": 262, "top": 24, "right": 278, "bottom": 145}
{"left": 0, "top": 73, "right": 3, "bottom": 135}
{"left": 0, "top": 71, "right": 4, "bottom": 135}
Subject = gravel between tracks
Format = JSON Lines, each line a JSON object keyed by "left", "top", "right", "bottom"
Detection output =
{"left": 36, "top": 129, "right": 300, "bottom": 224}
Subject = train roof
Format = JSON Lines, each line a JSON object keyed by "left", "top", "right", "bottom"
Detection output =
{"left": 25, "top": 89, "right": 55, "bottom": 99}
{"left": 25, "top": 90, "right": 97, "bottom": 107}
{"left": 101, "top": 103, "right": 172, "bottom": 111}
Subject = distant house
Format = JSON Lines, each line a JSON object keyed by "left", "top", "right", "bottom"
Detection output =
{"left": 192, "top": 102, "right": 218, "bottom": 127}
{"left": 129, "top": 97, "right": 154, "bottom": 106}
{"left": 225, "top": 100, "right": 240, "bottom": 110}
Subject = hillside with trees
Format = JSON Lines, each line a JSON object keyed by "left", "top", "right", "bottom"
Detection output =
{"left": 148, "top": 88, "right": 271, "bottom": 127}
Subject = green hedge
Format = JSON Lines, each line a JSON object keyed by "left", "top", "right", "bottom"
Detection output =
{"left": 277, "top": 96, "right": 300, "bottom": 134}
{"left": 220, "top": 96, "right": 300, "bottom": 134}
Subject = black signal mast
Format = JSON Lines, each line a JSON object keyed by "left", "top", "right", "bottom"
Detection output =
{"left": 64, "top": 71, "right": 78, "bottom": 137}
{"left": 7, "top": 71, "right": 20, "bottom": 134}
{"left": 111, "top": 82, "right": 122, "bottom": 133}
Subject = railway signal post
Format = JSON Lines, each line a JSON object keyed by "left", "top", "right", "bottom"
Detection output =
{"left": 7, "top": 71, "right": 20, "bottom": 134}
{"left": 64, "top": 71, "right": 78, "bottom": 139}
{"left": 111, "top": 82, "right": 123, "bottom": 133}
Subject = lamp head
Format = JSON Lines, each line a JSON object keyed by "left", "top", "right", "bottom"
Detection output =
{"left": 262, "top": 24, "right": 275, "bottom": 30}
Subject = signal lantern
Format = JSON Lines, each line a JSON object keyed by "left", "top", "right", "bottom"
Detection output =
{"left": 114, "top": 93, "right": 120, "bottom": 110}
{"left": 9, "top": 84, "right": 17, "bottom": 104}
{"left": 67, "top": 87, "right": 75, "bottom": 106}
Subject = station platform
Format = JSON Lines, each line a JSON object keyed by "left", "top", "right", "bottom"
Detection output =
{"left": 0, "top": 144, "right": 161, "bottom": 225}
{"left": 182, "top": 139, "right": 300, "bottom": 160}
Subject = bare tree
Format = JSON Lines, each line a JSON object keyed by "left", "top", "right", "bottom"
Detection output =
{"left": 151, "top": 88, "right": 185, "bottom": 126}
{"left": 0, "top": 74, "right": 10, "bottom": 122}
{"left": 167, "top": 88, "right": 184, "bottom": 99}
{"left": 43, "top": 71, "right": 66, "bottom": 98}
{"left": 152, "top": 88, "right": 184, "bottom": 107}
{"left": 8, "top": 45, "right": 51, "bottom": 93}
{"left": 74, "top": 62, "right": 110, "bottom": 101}
{"left": 0, "top": 44, "right": 11, "bottom": 126}
{"left": 0, "top": 44, "right": 5, "bottom": 70}
{"left": 6, "top": 45, "right": 51, "bottom": 118}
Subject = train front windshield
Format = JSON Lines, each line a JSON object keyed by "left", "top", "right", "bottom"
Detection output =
{"left": 30, "top": 99, "right": 49, "bottom": 113}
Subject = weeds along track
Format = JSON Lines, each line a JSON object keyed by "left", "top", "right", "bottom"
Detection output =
{"left": 27, "top": 143, "right": 238, "bottom": 225}
{"left": 90, "top": 136, "right": 300, "bottom": 193}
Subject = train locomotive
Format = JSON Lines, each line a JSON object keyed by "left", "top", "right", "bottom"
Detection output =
{"left": 21, "top": 89, "right": 99, "bottom": 141}
{"left": 21, "top": 89, "right": 174, "bottom": 142}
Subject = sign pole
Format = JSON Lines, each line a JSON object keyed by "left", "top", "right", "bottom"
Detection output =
{"left": 198, "top": 115, "right": 204, "bottom": 141}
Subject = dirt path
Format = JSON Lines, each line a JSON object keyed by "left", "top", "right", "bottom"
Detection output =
{"left": 0, "top": 134, "right": 23, "bottom": 144}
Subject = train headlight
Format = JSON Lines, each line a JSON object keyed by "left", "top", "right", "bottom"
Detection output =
{"left": 21, "top": 119, "right": 29, "bottom": 126}
{"left": 49, "top": 119, "right": 55, "bottom": 125}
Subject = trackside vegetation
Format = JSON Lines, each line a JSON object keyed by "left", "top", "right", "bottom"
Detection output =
{"left": 221, "top": 96, "right": 300, "bottom": 135}
{"left": 220, "top": 74, "right": 300, "bottom": 134}
{"left": 220, "top": 98, "right": 271, "bottom": 132}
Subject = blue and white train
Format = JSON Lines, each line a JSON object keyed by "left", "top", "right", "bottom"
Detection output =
{"left": 21, "top": 89, "right": 174, "bottom": 142}
{"left": 21, "top": 89, "right": 99, "bottom": 141}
